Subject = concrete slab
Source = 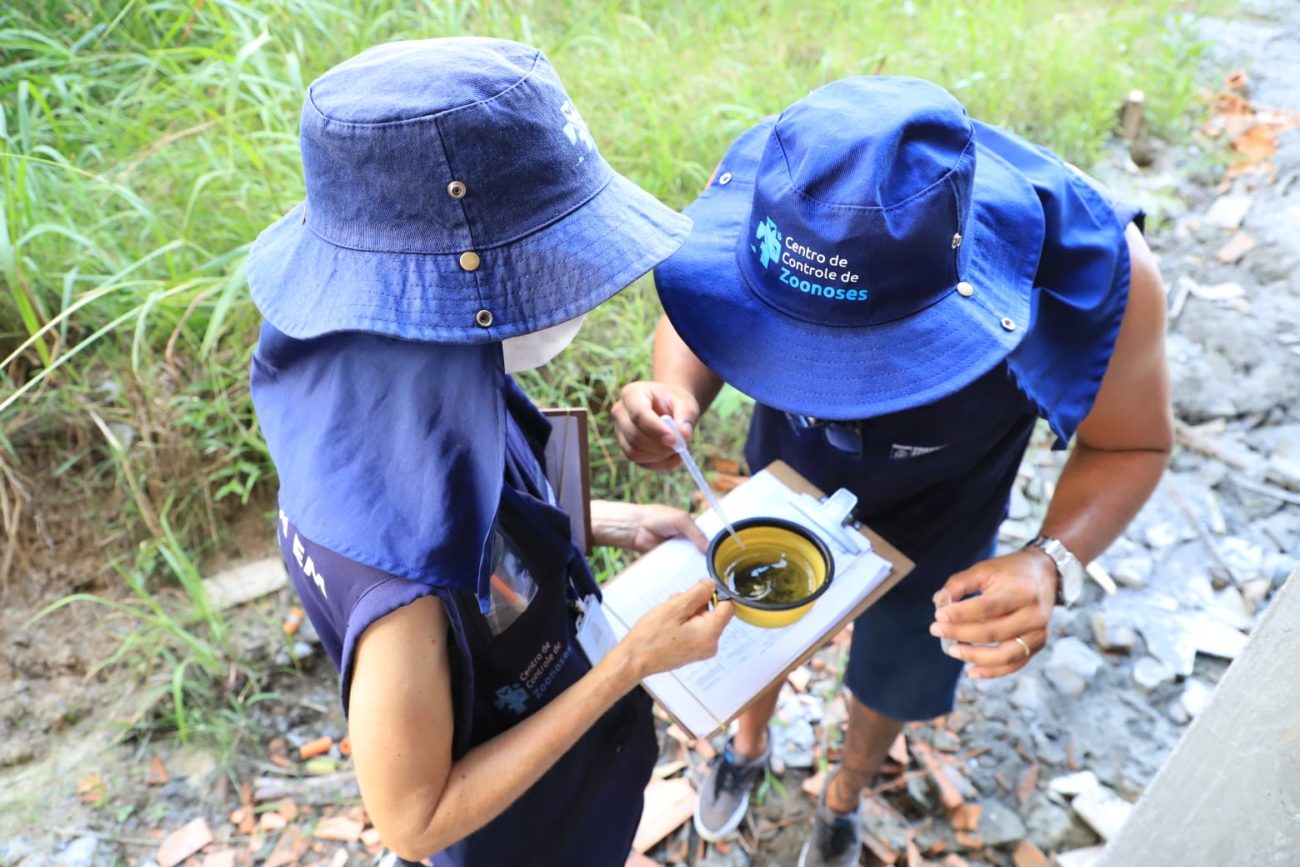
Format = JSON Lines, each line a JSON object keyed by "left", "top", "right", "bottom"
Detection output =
{"left": 1099, "top": 569, "right": 1300, "bottom": 865}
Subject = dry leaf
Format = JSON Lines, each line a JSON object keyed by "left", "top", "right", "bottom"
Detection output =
{"left": 147, "top": 755, "right": 170, "bottom": 786}
{"left": 76, "top": 773, "right": 106, "bottom": 805}
{"left": 156, "top": 818, "right": 214, "bottom": 867}
{"left": 1233, "top": 124, "right": 1279, "bottom": 162}
{"left": 264, "top": 826, "right": 307, "bottom": 867}
{"left": 710, "top": 457, "right": 742, "bottom": 475}
{"left": 267, "top": 738, "right": 291, "bottom": 770}
{"left": 632, "top": 777, "right": 695, "bottom": 853}
{"left": 710, "top": 472, "right": 747, "bottom": 494}
{"left": 314, "top": 816, "right": 364, "bottom": 843}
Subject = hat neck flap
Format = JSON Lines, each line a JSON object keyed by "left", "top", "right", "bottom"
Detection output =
{"left": 250, "top": 324, "right": 505, "bottom": 610}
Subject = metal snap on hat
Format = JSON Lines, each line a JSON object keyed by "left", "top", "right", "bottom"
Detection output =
{"left": 248, "top": 38, "right": 690, "bottom": 343}
{"left": 655, "top": 77, "right": 1047, "bottom": 420}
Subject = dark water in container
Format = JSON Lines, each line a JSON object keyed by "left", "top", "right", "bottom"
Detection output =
{"left": 724, "top": 551, "right": 817, "bottom": 603}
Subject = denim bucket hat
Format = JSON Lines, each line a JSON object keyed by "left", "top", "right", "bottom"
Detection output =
{"left": 248, "top": 38, "right": 691, "bottom": 342}
{"left": 656, "top": 77, "right": 1046, "bottom": 420}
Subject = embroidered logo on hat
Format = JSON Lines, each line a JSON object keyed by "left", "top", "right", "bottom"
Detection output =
{"left": 560, "top": 101, "right": 594, "bottom": 161}
{"left": 653, "top": 76, "right": 1049, "bottom": 422}
{"left": 753, "top": 216, "right": 782, "bottom": 268}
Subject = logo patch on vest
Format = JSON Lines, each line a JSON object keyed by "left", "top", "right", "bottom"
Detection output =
{"left": 889, "top": 443, "right": 948, "bottom": 460}
{"left": 494, "top": 684, "right": 530, "bottom": 714}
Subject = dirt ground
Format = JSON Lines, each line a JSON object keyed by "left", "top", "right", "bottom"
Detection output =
{"left": 4, "top": 1, "right": 1300, "bottom": 865}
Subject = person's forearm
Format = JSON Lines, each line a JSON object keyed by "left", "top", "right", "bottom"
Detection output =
{"left": 1037, "top": 442, "right": 1170, "bottom": 564}
{"left": 400, "top": 648, "right": 641, "bottom": 858}
{"left": 652, "top": 314, "right": 724, "bottom": 411}
{"left": 590, "top": 499, "right": 636, "bottom": 548}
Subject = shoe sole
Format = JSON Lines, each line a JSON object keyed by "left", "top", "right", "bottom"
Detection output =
{"left": 692, "top": 789, "right": 750, "bottom": 843}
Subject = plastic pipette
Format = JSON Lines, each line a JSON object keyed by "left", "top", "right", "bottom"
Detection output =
{"left": 660, "top": 415, "right": 745, "bottom": 549}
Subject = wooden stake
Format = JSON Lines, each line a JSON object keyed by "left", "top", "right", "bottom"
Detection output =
{"left": 1120, "top": 90, "right": 1146, "bottom": 141}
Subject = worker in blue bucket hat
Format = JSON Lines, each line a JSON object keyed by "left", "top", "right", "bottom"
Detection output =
{"left": 614, "top": 77, "right": 1173, "bottom": 865}
{"left": 246, "top": 39, "right": 734, "bottom": 866}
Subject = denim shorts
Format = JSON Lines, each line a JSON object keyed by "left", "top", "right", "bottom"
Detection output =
{"left": 843, "top": 537, "right": 998, "bottom": 721}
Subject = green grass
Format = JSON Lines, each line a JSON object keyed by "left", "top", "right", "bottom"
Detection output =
{"left": 1, "top": 1, "right": 1212, "bottom": 588}
{"left": 30, "top": 511, "right": 272, "bottom": 753}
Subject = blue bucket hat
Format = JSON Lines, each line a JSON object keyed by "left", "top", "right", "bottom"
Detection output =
{"left": 656, "top": 77, "right": 1046, "bottom": 420}
{"left": 248, "top": 38, "right": 690, "bottom": 342}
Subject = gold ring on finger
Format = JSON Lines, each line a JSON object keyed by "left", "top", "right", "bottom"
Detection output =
{"left": 1014, "top": 636, "right": 1031, "bottom": 659}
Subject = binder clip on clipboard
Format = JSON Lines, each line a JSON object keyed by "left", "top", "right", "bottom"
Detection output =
{"left": 790, "top": 488, "right": 867, "bottom": 556}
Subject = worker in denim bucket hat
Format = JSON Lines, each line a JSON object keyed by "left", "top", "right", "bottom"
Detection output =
{"left": 247, "top": 39, "right": 734, "bottom": 866}
{"left": 614, "top": 77, "right": 1172, "bottom": 865}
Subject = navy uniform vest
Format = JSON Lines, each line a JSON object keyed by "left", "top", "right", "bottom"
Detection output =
{"left": 278, "top": 385, "right": 657, "bottom": 866}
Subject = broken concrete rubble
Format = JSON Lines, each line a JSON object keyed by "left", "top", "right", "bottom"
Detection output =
{"left": 1131, "top": 656, "right": 1175, "bottom": 690}
{"left": 1089, "top": 614, "right": 1137, "bottom": 653}
{"left": 1069, "top": 784, "right": 1133, "bottom": 841}
{"left": 1042, "top": 638, "right": 1104, "bottom": 697}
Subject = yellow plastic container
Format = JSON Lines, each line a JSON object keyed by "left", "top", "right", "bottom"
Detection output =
{"left": 707, "top": 517, "right": 834, "bottom": 628}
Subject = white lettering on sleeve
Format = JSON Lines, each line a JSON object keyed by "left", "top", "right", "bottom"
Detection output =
{"left": 303, "top": 555, "right": 328, "bottom": 599}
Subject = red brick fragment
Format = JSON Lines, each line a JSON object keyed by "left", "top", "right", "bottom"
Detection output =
{"left": 1012, "top": 839, "right": 1050, "bottom": 867}
{"left": 299, "top": 736, "right": 333, "bottom": 760}
{"left": 1016, "top": 764, "right": 1040, "bottom": 805}
{"left": 951, "top": 803, "right": 982, "bottom": 833}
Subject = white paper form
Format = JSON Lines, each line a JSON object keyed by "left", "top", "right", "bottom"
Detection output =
{"left": 596, "top": 470, "right": 893, "bottom": 737}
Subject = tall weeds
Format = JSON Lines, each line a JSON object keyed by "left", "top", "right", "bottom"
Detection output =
{"left": 1, "top": 0, "right": 1210, "bottom": 577}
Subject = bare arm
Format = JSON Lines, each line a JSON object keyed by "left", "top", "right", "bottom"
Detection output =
{"left": 932, "top": 225, "right": 1173, "bottom": 677}
{"left": 349, "top": 582, "right": 732, "bottom": 861}
{"left": 1038, "top": 224, "right": 1173, "bottom": 561}
{"left": 651, "top": 314, "right": 725, "bottom": 412}
{"left": 589, "top": 499, "right": 709, "bottom": 553}
{"left": 612, "top": 314, "right": 725, "bottom": 469}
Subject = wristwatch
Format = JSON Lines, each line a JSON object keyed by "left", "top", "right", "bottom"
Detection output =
{"left": 1025, "top": 535, "right": 1084, "bottom": 607}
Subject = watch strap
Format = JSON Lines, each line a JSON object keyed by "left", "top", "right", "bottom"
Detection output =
{"left": 1025, "top": 535, "right": 1084, "bottom": 606}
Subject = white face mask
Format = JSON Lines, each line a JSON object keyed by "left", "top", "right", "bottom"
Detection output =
{"left": 501, "top": 314, "right": 587, "bottom": 373}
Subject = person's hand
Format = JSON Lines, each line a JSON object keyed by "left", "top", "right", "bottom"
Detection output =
{"left": 611, "top": 381, "right": 701, "bottom": 471}
{"left": 590, "top": 501, "right": 708, "bottom": 553}
{"left": 619, "top": 580, "right": 734, "bottom": 679}
{"left": 929, "top": 550, "right": 1057, "bottom": 679}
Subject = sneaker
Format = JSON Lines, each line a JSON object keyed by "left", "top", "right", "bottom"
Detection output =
{"left": 693, "top": 731, "right": 772, "bottom": 842}
{"left": 797, "top": 769, "right": 863, "bottom": 867}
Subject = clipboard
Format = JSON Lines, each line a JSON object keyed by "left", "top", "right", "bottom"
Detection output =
{"left": 584, "top": 461, "right": 915, "bottom": 739}
{"left": 541, "top": 408, "right": 593, "bottom": 555}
